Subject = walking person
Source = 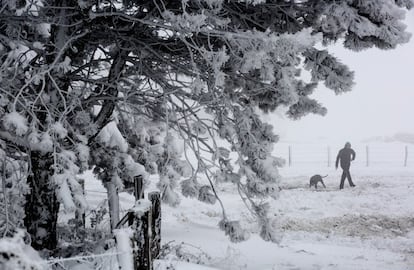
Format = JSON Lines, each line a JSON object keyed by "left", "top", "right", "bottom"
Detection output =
{"left": 336, "top": 142, "right": 356, "bottom": 189}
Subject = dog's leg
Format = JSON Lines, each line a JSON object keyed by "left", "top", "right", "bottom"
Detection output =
{"left": 321, "top": 180, "right": 326, "bottom": 188}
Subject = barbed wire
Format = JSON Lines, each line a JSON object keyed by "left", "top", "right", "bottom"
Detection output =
{"left": 274, "top": 144, "right": 412, "bottom": 167}
{"left": 46, "top": 250, "right": 128, "bottom": 265}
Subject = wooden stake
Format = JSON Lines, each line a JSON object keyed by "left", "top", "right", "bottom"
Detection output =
{"left": 149, "top": 192, "right": 161, "bottom": 260}
{"left": 404, "top": 146, "right": 408, "bottom": 167}
{"left": 133, "top": 206, "right": 152, "bottom": 270}
{"left": 134, "top": 175, "right": 144, "bottom": 200}
{"left": 288, "top": 146, "right": 292, "bottom": 167}
{"left": 75, "top": 178, "right": 86, "bottom": 228}
{"left": 327, "top": 146, "right": 331, "bottom": 167}
{"left": 107, "top": 180, "right": 120, "bottom": 231}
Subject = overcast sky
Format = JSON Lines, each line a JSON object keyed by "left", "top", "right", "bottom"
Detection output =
{"left": 267, "top": 11, "right": 414, "bottom": 143}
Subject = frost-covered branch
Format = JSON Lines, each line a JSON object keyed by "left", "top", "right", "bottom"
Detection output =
{"left": 0, "top": 0, "right": 411, "bottom": 249}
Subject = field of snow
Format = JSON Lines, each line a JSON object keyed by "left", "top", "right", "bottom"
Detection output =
{"left": 158, "top": 166, "right": 414, "bottom": 270}
{"left": 76, "top": 142, "right": 414, "bottom": 270}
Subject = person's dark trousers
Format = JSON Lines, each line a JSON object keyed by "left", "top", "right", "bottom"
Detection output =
{"left": 340, "top": 167, "right": 355, "bottom": 189}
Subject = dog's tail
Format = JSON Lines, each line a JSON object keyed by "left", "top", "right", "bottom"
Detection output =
{"left": 322, "top": 175, "right": 328, "bottom": 178}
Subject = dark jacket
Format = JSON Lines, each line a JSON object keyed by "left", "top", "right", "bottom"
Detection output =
{"left": 336, "top": 147, "right": 356, "bottom": 169}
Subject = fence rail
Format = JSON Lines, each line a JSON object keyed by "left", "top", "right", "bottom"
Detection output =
{"left": 274, "top": 144, "right": 412, "bottom": 167}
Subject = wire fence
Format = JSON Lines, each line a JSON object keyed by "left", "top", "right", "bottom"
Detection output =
{"left": 46, "top": 250, "right": 126, "bottom": 265}
{"left": 273, "top": 143, "right": 413, "bottom": 168}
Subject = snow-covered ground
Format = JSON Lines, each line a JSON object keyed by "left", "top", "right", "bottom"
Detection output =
{"left": 78, "top": 143, "right": 414, "bottom": 270}
{"left": 158, "top": 166, "right": 414, "bottom": 270}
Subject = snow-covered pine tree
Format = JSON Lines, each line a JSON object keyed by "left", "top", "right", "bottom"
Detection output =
{"left": 0, "top": 0, "right": 412, "bottom": 250}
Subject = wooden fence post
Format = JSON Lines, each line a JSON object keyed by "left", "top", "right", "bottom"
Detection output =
{"left": 107, "top": 180, "right": 120, "bottom": 231}
{"left": 134, "top": 175, "right": 144, "bottom": 200}
{"left": 288, "top": 146, "right": 292, "bottom": 167}
{"left": 149, "top": 192, "right": 161, "bottom": 260}
{"left": 116, "top": 176, "right": 160, "bottom": 270}
{"left": 128, "top": 200, "right": 152, "bottom": 270}
{"left": 366, "top": 145, "right": 370, "bottom": 167}
{"left": 138, "top": 209, "right": 152, "bottom": 270}
{"left": 75, "top": 178, "right": 85, "bottom": 228}
{"left": 404, "top": 146, "right": 408, "bottom": 167}
{"left": 327, "top": 146, "right": 331, "bottom": 167}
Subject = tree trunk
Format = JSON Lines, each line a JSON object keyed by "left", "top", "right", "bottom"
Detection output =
{"left": 24, "top": 151, "right": 60, "bottom": 250}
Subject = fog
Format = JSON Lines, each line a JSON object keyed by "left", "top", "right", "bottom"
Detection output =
{"left": 267, "top": 11, "right": 414, "bottom": 144}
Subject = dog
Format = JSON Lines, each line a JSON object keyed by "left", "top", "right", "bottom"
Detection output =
{"left": 309, "top": 174, "right": 327, "bottom": 189}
